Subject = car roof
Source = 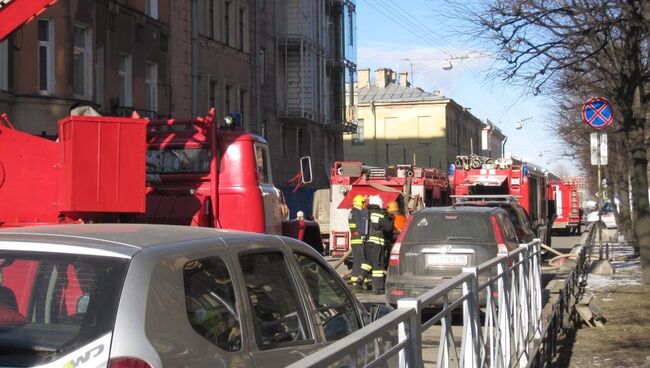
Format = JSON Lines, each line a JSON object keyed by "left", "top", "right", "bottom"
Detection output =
{"left": 416, "top": 206, "right": 502, "bottom": 215}
{"left": 454, "top": 201, "right": 524, "bottom": 210}
{"left": 0, "top": 224, "right": 281, "bottom": 257}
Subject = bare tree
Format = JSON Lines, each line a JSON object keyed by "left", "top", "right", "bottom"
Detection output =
{"left": 456, "top": 0, "right": 650, "bottom": 282}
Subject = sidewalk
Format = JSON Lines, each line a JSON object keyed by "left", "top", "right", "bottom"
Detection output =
{"left": 553, "top": 237, "right": 650, "bottom": 367}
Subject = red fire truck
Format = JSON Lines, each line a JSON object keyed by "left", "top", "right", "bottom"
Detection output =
{"left": 548, "top": 180, "right": 581, "bottom": 235}
{"left": 328, "top": 161, "right": 452, "bottom": 257}
{"left": 451, "top": 156, "right": 553, "bottom": 245}
{"left": 0, "top": 109, "right": 294, "bottom": 236}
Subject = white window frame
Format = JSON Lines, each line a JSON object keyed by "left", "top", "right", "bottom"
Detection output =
{"left": 145, "top": 61, "right": 158, "bottom": 113}
{"left": 38, "top": 18, "right": 55, "bottom": 95}
{"left": 146, "top": 0, "right": 159, "bottom": 19}
{"left": 118, "top": 53, "right": 132, "bottom": 107}
{"left": 73, "top": 24, "right": 93, "bottom": 100}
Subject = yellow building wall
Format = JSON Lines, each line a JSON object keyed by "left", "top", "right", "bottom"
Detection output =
{"left": 344, "top": 100, "right": 449, "bottom": 169}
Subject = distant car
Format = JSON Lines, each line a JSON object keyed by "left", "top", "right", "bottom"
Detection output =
{"left": 0, "top": 224, "right": 383, "bottom": 368}
{"left": 453, "top": 201, "right": 536, "bottom": 243}
{"left": 586, "top": 201, "right": 618, "bottom": 229}
{"left": 385, "top": 206, "right": 520, "bottom": 306}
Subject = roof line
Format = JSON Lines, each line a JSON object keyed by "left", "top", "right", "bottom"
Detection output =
{"left": 0, "top": 232, "right": 141, "bottom": 249}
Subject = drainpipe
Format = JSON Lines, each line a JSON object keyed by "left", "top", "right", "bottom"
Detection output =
{"left": 371, "top": 100, "right": 377, "bottom": 165}
{"left": 191, "top": 0, "right": 199, "bottom": 116}
{"left": 502, "top": 136, "right": 508, "bottom": 159}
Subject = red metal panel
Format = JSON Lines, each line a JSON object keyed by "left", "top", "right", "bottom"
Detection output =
{"left": 337, "top": 187, "right": 400, "bottom": 209}
{"left": 0, "top": 127, "right": 61, "bottom": 227}
{"left": 0, "top": 0, "right": 59, "bottom": 41}
{"left": 58, "top": 116, "right": 146, "bottom": 213}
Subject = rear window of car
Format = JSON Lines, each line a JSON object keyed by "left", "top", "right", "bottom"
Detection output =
{"left": 403, "top": 212, "right": 494, "bottom": 244}
{"left": 0, "top": 251, "right": 128, "bottom": 367}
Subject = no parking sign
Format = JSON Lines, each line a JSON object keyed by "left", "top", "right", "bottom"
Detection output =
{"left": 582, "top": 97, "right": 614, "bottom": 130}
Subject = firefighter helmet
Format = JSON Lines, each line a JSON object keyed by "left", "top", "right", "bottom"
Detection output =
{"left": 386, "top": 200, "right": 399, "bottom": 213}
{"left": 352, "top": 194, "right": 366, "bottom": 208}
{"left": 368, "top": 195, "right": 383, "bottom": 208}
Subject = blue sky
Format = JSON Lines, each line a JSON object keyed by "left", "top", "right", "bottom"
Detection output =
{"left": 355, "top": 0, "right": 579, "bottom": 175}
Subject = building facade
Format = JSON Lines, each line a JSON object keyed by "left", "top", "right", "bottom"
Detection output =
{"left": 345, "top": 68, "right": 492, "bottom": 170}
{"left": 1, "top": 0, "right": 355, "bottom": 193}
{"left": 0, "top": 0, "right": 171, "bottom": 136}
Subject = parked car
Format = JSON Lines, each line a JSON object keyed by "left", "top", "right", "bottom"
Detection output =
{"left": 453, "top": 201, "right": 536, "bottom": 244}
{"left": 0, "top": 224, "right": 387, "bottom": 368}
{"left": 585, "top": 200, "right": 618, "bottom": 229}
{"left": 385, "top": 206, "right": 520, "bottom": 306}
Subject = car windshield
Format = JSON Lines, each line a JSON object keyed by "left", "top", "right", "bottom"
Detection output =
{"left": 0, "top": 251, "right": 128, "bottom": 367}
{"left": 403, "top": 212, "right": 494, "bottom": 244}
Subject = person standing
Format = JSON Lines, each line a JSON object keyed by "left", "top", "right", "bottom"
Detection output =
{"left": 359, "top": 195, "right": 393, "bottom": 294}
{"left": 348, "top": 194, "right": 368, "bottom": 286}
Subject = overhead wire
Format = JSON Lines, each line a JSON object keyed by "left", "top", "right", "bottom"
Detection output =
{"left": 360, "top": 0, "right": 566, "bottom": 164}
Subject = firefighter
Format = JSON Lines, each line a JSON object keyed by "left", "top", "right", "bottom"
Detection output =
{"left": 348, "top": 194, "right": 368, "bottom": 287}
{"left": 385, "top": 199, "right": 406, "bottom": 266}
{"left": 386, "top": 200, "right": 406, "bottom": 233}
{"left": 359, "top": 195, "right": 393, "bottom": 294}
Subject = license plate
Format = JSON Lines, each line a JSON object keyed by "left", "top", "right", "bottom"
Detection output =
{"left": 425, "top": 254, "right": 468, "bottom": 266}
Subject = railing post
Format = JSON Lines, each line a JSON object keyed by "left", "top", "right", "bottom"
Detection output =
{"left": 498, "top": 258, "right": 511, "bottom": 368}
{"left": 530, "top": 241, "right": 542, "bottom": 340}
{"left": 517, "top": 245, "right": 530, "bottom": 366}
{"left": 461, "top": 268, "right": 479, "bottom": 368}
{"left": 397, "top": 298, "right": 423, "bottom": 368}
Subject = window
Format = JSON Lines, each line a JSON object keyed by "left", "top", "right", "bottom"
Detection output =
{"left": 118, "top": 54, "right": 132, "bottom": 106}
{"left": 0, "top": 252, "right": 128, "bottom": 366}
{"left": 254, "top": 144, "right": 270, "bottom": 183}
{"left": 261, "top": 120, "right": 267, "bottom": 139}
{"left": 281, "top": 125, "right": 288, "bottom": 157}
{"left": 294, "top": 253, "right": 361, "bottom": 341}
{"left": 147, "top": 148, "right": 211, "bottom": 173}
{"left": 259, "top": 48, "right": 265, "bottom": 84}
{"left": 224, "top": 1, "right": 230, "bottom": 46}
{"left": 145, "top": 62, "right": 158, "bottom": 113}
{"left": 95, "top": 46, "right": 104, "bottom": 106}
{"left": 224, "top": 84, "right": 232, "bottom": 114}
{"left": 0, "top": 40, "right": 8, "bottom": 90}
{"left": 207, "top": 0, "right": 215, "bottom": 38}
{"left": 296, "top": 127, "right": 304, "bottom": 155}
{"left": 184, "top": 257, "right": 241, "bottom": 352}
{"left": 209, "top": 79, "right": 218, "bottom": 111}
{"left": 239, "top": 7, "right": 245, "bottom": 50}
{"left": 238, "top": 88, "right": 246, "bottom": 122}
{"left": 145, "top": 0, "right": 158, "bottom": 19}
{"left": 352, "top": 118, "right": 364, "bottom": 145}
{"left": 239, "top": 252, "right": 311, "bottom": 349}
{"left": 38, "top": 19, "right": 54, "bottom": 94}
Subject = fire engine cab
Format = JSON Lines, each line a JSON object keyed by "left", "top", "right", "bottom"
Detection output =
{"left": 328, "top": 161, "right": 451, "bottom": 257}
{"left": 451, "top": 155, "right": 553, "bottom": 245}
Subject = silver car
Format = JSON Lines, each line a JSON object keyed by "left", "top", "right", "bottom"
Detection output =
{"left": 0, "top": 224, "right": 378, "bottom": 367}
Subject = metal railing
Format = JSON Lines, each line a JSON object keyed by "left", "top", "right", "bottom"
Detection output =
{"left": 288, "top": 240, "right": 542, "bottom": 368}
{"left": 526, "top": 229, "right": 593, "bottom": 367}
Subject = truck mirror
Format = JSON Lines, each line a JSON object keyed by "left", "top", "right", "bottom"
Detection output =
{"left": 300, "top": 156, "right": 312, "bottom": 184}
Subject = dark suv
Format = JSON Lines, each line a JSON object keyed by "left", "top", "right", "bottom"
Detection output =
{"left": 454, "top": 201, "right": 536, "bottom": 243}
{"left": 385, "top": 206, "right": 520, "bottom": 306}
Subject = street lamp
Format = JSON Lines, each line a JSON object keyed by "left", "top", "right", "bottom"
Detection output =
{"left": 442, "top": 56, "right": 470, "bottom": 71}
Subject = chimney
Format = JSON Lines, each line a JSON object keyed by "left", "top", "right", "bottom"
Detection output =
{"left": 399, "top": 72, "right": 410, "bottom": 87}
{"left": 358, "top": 68, "right": 370, "bottom": 88}
{"left": 375, "top": 68, "right": 391, "bottom": 88}
{"left": 390, "top": 70, "right": 397, "bottom": 83}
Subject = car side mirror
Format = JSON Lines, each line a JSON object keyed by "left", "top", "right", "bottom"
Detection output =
{"left": 300, "top": 156, "right": 313, "bottom": 184}
{"left": 363, "top": 303, "right": 394, "bottom": 322}
{"left": 323, "top": 314, "right": 352, "bottom": 340}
